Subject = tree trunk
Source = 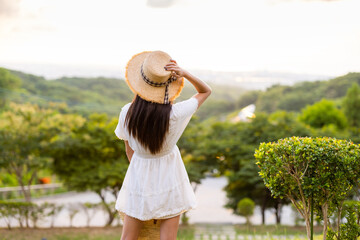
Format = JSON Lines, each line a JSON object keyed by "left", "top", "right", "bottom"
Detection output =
{"left": 97, "top": 190, "right": 115, "bottom": 226}
{"left": 246, "top": 216, "right": 250, "bottom": 225}
{"left": 274, "top": 200, "right": 282, "bottom": 224}
{"left": 192, "top": 183, "right": 198, "bottom": 193}
{"left": 16, "top": 174, "right": 31, "bottom": 202}
{"left": 322, "top": 203, "right": 328, "bottom": 240}
{"left": 289, "top": 196, "right": 311, "bottom": 239}
{"left": 106, "top": 212, "right": 116, "bottom": 226}
{"left": 261, "top": 198, "right": 267, "bottom": 225}
{"left": 336, "top": 205, "right": 342, "bottom": 239}
{"left": 275, "top": 209, "right": 281, "bottom": 224}
{"left": 304, "top": 216, "right": 312, "bottom": 240}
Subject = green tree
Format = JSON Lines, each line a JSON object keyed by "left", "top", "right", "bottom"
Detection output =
{"left": 0, "top": 102, "right": 83, "bottom": 203}
{"left": 49, "top": 113, "right": 128, "bottom": 226}
{"left": 343, "top": 83, "right": 360, "bottom": 127}
{"left": 218, "top": 112, "right": 309, "bottom": 224}
{"left": 299, "top": 99, "right": 347, "bottom": 129}
{"left": 255, "top": 137, "right": 360, "bottom": 240}
{"left": 237, "top": 198, "right": 255, "bottom": 225}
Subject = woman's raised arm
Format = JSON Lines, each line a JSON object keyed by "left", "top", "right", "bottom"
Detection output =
{"left": 165, "top": 59, "right": 212, "bottom": 108}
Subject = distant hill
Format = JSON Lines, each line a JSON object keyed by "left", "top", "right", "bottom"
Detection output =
{"left": 237, "top": 72, "right": 360, "bottom": 113}
{"left": 1, "top": 62, "right": 331, "bottom": 90}
{"left": 5, "top": 67, "right": 358, "bottom": 119}
{"left": 3, "top": 68, "right": 245, "bottom": 119}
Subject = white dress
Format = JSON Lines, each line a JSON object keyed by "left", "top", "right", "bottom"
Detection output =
{"left": 114, "top": 97, "right": 199, "bottom": 221}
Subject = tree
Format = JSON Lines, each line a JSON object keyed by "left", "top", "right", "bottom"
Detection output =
{"left": 214, "top": 112, "right": 309, "bottom": 224}
{"left": 255, "top": 137, "right": 360, "bottom": 240}
{"left": 0, "top": 68, "right": 22, "bottom": 107}
{"left": 237, "top": 198, "right": 255, "bottom": 225}
{"left": 0, "top": 102, "right": 84, "bottom": 203}
{"left": 299, "top": 99, "right": 347, "bottom": 129}
{"left": 343, "top": 83, "right": 360, "bottom": 127}
{"left": 50, "top": 113, "right": 128, "bottom": 226}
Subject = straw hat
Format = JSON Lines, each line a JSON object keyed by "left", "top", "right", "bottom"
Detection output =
{"left": 125, "top": 50, "right": 185, "bottom": 104}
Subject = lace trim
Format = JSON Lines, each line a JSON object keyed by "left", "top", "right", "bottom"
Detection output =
{"left": 117, "top": 205, "right": 196, "bottom": 221}
{"left": 120, "top": 177, "right": 191, "bottom": 197}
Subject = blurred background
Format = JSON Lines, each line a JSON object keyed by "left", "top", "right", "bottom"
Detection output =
{"left": 0, "top": 0, "right": 360, "bottom": 239}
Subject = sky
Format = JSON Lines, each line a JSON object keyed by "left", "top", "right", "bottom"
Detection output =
{"left": 0, "top": 0, "right": 359, "bottom": 78}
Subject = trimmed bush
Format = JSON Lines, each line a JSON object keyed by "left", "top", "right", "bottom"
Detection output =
{"left": 255, "top": 137, "right": 360, "bottom": 239}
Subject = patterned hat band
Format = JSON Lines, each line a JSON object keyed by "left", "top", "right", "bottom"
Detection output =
{"left": 140, "top": 63, "right": 177, "bottom": 104}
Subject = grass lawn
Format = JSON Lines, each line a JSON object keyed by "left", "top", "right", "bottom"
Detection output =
{"left": 0, "top": 225, "right": 323, "bottom": 240}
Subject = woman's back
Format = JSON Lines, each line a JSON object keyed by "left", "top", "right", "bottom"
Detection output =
{"left": 114, "top": 97, "right": 200, "bottom": 220}
{"left": 115, "top": 97, "right": 198, "bottom": 156}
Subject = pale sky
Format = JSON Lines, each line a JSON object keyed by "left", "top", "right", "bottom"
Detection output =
{"left": 0, "top": 0, "right": 360, "bottom": 77}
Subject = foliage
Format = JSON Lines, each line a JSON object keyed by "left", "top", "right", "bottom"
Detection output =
{"left": 255, "top": 72, "right": 360, "bottom": 113}
{"left": 178, "top": 116, "right": 212, "bottom": 185}
{"left": 236, "top": 198, "right": 255, "bottom": 225}
{"left": 343, "top": 83, "right": 360, "bottom": 128}
{"left": 327, "top": 201, "right": 360, "bottom": 240}
{"left": 0, "top": 171, "right": 18, "bottom": 188}
{"left": 0, "top": 67, "right": 22, "bottom": 107}
{"left": 343, "top": 200, "right": 360, "bottom": 225}
{"left": 49, "top": 113, "right": 128, "bottom": 226}
{"left": 208, "top": 111, "right": 310, "bottom": 224}
{"left": 0, "top": 200, "right": 123, "bottom": 229}
{"left": 0, "top": 102, "right": 84, "bottom": 202}
{"left": 255, "top": 137, "right": 360, "bottom": 239}
{"left": 0, "top": 200, "right": 35, "bottom": 228}
{"left": 299, "top": 99, "right": 347, "bottom": 129}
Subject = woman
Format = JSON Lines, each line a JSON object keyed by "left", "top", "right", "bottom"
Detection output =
{"left": 114, "top": 50, "right": 211, "bottom": 240}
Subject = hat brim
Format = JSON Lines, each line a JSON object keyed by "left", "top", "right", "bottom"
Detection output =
{"left": 125, "top": 51, "right": 185, "bottom": 104}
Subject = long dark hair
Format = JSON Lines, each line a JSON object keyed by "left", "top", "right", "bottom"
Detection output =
{"left": 125, "top": 95, "right": 172, "bottom": 154}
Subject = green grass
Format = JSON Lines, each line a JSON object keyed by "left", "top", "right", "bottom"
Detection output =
{"left": 232, "top": 224, "right": 323, "bottom": 234}
{"left": 0, "top": 225, "right": 325, "bottom": 240}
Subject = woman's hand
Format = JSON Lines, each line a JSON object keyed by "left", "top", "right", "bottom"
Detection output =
{"left": 166, "top": 59, "right": 211, "bottom": 109}
{"left": 164, "top": 59, "right": 188, "bottom": 79}
{"left": 124, "top": 141, "right": 134, "bottom": 163}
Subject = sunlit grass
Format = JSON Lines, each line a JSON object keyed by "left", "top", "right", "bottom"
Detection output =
{"left": 0, "top": 225, "right": 324, "bottom": 240}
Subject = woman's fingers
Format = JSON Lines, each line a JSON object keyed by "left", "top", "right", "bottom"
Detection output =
{"left": 164, "top": 66, "right": 179, "bottom": 71}
{"left": 165, "top": 62, "right": 177, "bottom": 66}
{"left": 165, "top": 63, "right": 176, "bottom": 68}
{"left": 165, "top": 60, "right": 183, "bottom": 78}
